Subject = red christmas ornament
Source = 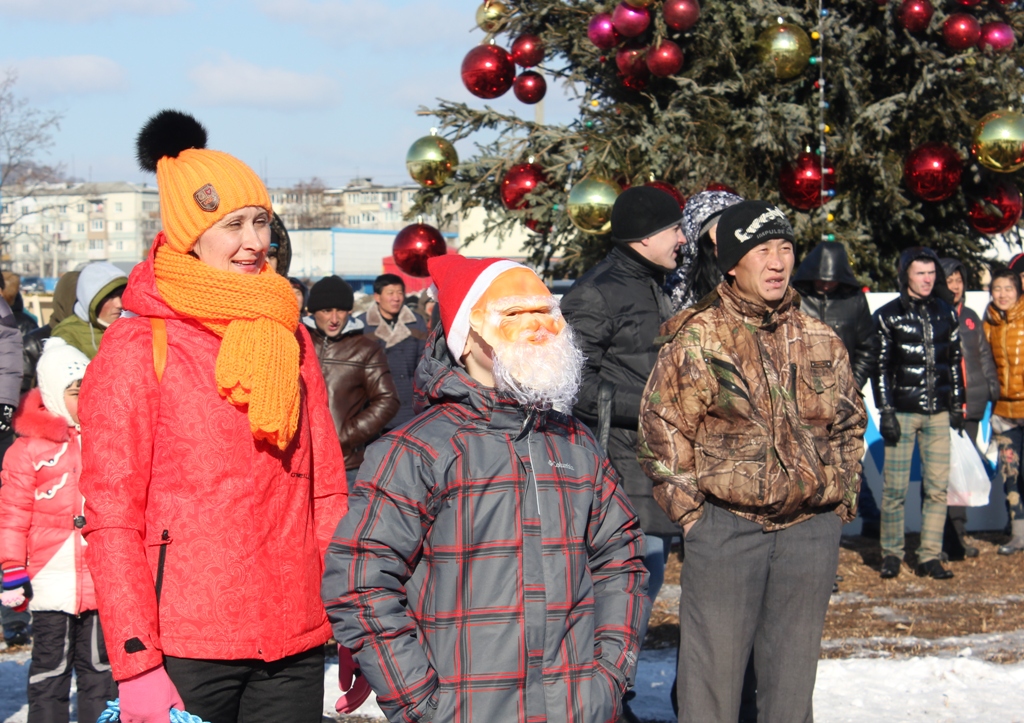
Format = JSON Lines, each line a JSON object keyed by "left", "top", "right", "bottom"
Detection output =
{"left": 461, "top": 45, "right": 515, "bottom": 99}
{"left": 616, "top": 46, "right": 650, "bottom": 90}
{"left": 513, "top": 71, "right": 547, "bottom": 104}
{"left": 525, "top": 219, "right": 551, "bottom": 233}
{"left": 953, "top": 0, "right": 982, "bottom": 6}
{"left": 706, "top": 182, "right": 737, "bottom": 194}
{"left": 897, "top": 0, "right": 933, "bottom": 33}
{"left": 645, "top": 181, "right": 687, "bottom": 209}
{"left": 511, "top": 33, "right": 545, "bottom": 68}
{"left": 967, "top": 179, "right": 1023, "bottom": 235}
{"left": 903, "top": 143, "right": 962, "bottom": 202}
{"left": 778, "top": 152, "right": 835, "bottom": 211}
{"left": 588, "top": 13, "right": 621, "bottom": 50}
{"left": 664, "top": 0, "right": 700, "bottom": 31}
{"left": 646, "top": 40, "right": 684, "bottom": 77}
{"left": 943, "top": 14, "right": 981, "bottom": 51}
{"left": 392, "top": 224, "right": 447, "bottom": 277}
{"left": 979, "top": 22, "right": 1016, "bottom": 53}
{"left": 501, "top": 163, "right": 547, "bottom": 210}
{"left": 612, "top": 2, "right": 651, "bottom": 38}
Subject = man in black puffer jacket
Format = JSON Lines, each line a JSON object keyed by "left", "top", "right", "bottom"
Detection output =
{"left": 561, "top": 187, "right": 682, "bottom": 666}
{"left": 873, "top": 247, "right": 964, "bottom": 581}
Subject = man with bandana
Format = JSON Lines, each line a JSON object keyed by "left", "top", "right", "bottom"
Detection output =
{"left": 322, "top": 256, "right": 650, "bottom": 723}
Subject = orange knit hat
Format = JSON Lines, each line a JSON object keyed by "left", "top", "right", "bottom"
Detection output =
{"left": 136, "top": 110, "right": 271, "bottom": 254}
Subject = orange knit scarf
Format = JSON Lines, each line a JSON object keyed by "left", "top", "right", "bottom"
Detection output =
{"left": 154, "top": 245, "right": 300, "bottom": 450}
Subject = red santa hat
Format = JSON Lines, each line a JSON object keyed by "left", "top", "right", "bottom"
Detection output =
{"left": 427, "top": 255, "right": 528, "bottom": 362}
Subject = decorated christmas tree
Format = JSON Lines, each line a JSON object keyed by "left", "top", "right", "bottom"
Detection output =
{"left": 404, "top": 0, "right": 1024, "bottom": 287}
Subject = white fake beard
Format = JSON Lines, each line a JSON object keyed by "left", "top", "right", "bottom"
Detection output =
{"left": 491, "top": 325, "right": 584, "bottom": 413}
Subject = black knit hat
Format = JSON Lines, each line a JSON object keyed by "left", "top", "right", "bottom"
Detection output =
{"left": 307, "top": 275, "right": 354, "bottom": 313}
{"left": 715, "top": 201, "right": 795, "bottom": 274}
{"left": 611, "top": 186, "right": 684, "bottom": 243}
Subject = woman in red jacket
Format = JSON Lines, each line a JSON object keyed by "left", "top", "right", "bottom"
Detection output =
{"left": 78, "top": 111, "right": 348, "bottom": 723}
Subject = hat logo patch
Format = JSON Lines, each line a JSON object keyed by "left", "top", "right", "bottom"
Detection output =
{"left": 734, "top": 206, "right": 788, "bottom": 243}
{"left": 193, "top": 183, "right": 220, "bottom": 212}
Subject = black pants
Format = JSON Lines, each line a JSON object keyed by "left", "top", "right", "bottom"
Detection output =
{"left": 164, "top": 645, "right": 325, "bottom": 723}
{"left": 28, "top": 610, "right": 116, "bottom": 723}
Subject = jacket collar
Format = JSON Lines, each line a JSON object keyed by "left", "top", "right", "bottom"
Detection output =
{"left": 717, "top": 280, "right": 797, "bottom": 330}
{"left": 987, "top": 296, "right": 1024, "bottom": 325}
{"left": 366, "top": 303, "right": 417, "bottom": 349}
{"left": 609, "top": 244, "right": 668, "bottom": 283}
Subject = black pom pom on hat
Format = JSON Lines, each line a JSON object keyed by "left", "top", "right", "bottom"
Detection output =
{"left": 136, "top": 110, "right": 208, "bottom": 173}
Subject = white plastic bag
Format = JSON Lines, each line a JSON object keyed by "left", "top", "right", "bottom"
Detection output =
{"left": 948, "top": 428, "right": 991, "bottom": 507}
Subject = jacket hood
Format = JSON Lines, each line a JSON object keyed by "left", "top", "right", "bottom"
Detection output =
{"left": 939, "top": 258, "right": 969, "bottom": 303}
{"left": 792, "top": 242, "right": 860, "bottom": 289}
{"left": 74, "top": 262, "right": 127, "bottom": 325}
{"left": 50, "top": 271, "right": 81, "bottom": 328}
{"left": 898, "top": 247, "right": 954, "bottom": 305}
{"left": 12, "top": 388, "right": 71, "bottom": 443}
{"left": 120, "top": 234, "right": 184, "bottom": 321}
{"left": 413, "top": 325, "right": 532, "bottom": 430}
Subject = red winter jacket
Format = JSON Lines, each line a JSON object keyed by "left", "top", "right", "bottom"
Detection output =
{"left": 79, "top": 245, "right": 348, "bottom": 680}
{"left": 0, "top": 389, "right": 96, "bottom": 615}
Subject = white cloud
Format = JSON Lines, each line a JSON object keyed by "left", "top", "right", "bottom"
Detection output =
{"left": 255, "top": 0, "right": 470, "bottom": 49}
{"left": 188, "top": 55, "right": 339, "bottom": 110}
{"left": 0, "top": 0, "right": 188, "bottom": 22}
{"left": 6, "top": 56, "right": 129, "bottom": 99}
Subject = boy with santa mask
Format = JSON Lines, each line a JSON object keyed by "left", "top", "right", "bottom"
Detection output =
{"left": 322, "top": 256, "right": 650, "bottom": 723}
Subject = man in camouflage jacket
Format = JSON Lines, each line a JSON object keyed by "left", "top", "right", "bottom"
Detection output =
{"left": 638, "top": 201, "right": 866, "bottom": 723}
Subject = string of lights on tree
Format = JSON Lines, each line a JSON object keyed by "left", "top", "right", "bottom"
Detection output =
{"left": 391, "top": 0, "right": 1024, "bottom": 278}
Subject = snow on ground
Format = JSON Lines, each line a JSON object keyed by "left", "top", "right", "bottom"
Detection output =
{"left": 1, "top": 644, "right": 1022, "bottom": 722}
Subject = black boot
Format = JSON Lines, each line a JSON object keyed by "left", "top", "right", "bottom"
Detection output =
{"left": 880, "top": 556, "right": 901, "bottom": 579}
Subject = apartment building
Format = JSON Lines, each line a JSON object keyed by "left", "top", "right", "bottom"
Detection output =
{"left": 0, "top": 182, "right": 161, "bottom": 275}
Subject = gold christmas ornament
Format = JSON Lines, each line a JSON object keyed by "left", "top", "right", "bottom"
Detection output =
{"left": 476, "top": 1, "right": 510, "bottom": 33}
{"left": 406, "top": 135, "right": 459, "bottom": 188}
{"left": 567, "top": 177, "right": 622, "bottom": 235}
{"left": 972, "top": 110, "right": 1024, "bottom": 173}
{"left": 756, "top": 23, "right": 812, "bottom": 80}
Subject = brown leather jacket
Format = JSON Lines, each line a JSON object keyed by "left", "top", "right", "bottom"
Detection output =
{"left": 985, "top": 296, "right": 1024, "bottom": 419}
{"left": 307, "top": 318, "right": 400, "bottom": 470}
{"left": 638, "top": 282, "right": 866, "bottom": 531}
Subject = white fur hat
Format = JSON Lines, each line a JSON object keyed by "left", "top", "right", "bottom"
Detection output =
{"left": 37, "top": 337, "right": 90, "bottom": 425}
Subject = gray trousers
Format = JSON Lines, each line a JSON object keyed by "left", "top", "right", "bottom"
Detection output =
{"left": 677, "top": 503, "right": 841, "bottom": 723}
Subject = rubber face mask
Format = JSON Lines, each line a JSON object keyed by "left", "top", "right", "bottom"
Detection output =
{"left": 467, "top": 267, "right": 564, "bottom": 352}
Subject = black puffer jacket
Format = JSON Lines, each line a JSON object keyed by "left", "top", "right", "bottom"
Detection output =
{"left": 940, "top": 258, "right": 999, "bottom": 421}
{"left": 872, "top": 248, "right": 965, "bottom": 415}
{"left": 793, "top": 242, "right": 879, "bottom": 390}
{"left": 561, "top": 244, "right": 676, "bottom": 535}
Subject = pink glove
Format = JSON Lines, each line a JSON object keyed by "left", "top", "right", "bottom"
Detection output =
{"left": 118, "top": 664, "right": 185, "bottom": 723}
{"left": 336, "top": 644, "right": 372, "bottom": 714}
{"left": 0, "top": 590, "right": 25, "bottom": 608}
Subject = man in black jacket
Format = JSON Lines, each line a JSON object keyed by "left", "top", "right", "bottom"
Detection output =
{"left": 940, "top": 258, "right": 999, "bottom": 559}
{"left": 873, "top": 247, "right": 964, "bottom": 580}
{"left": 794, "top": 242, "right": 881, "bottom": 537}
{"left": 561, "top": 187, "right": 682, "bottom": 687}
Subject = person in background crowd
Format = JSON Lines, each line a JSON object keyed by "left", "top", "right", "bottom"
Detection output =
{"left": 288, "top": 277, "right": 308, "bottom": 318}
{"left": 983, "top": 268, "right": 1024, "bottom": 555}
{"left": 21, "top": 271, "right": 80, "bottom": 393}
{"left": 2, "top": 273, "right": 39, "bottom": 338}
{"left": 793, "top": 242, "right": 882, "bottom": 538}
{"left": 665, "top": 190, "right": 743, "bottom": 312}
{"left": 1008, "top": 253, "right": 1024, "bottom": 289}
{"left": 305, "top": 275, "right": 398, "bottom": 486}
{"left": 358, "top": 273, "right": 426, "bottom": 430}
{"left": 79, "top": 110, "right": 348, "bottom": 723}
{"left": 873, "top": 247, "right": 963, "bottom": 580}
{"left": 416, "top": 288, "right": 436, "bottom": 325}
{"left": 267, "top": 212, "right": 291, "bottom": 276}
{"left": 0, "top": 338, "right": 116, "bottom": 723}
{"left": 940, "top": 258, "right": 999, "bottom": 559}
{"left": 51, "top": 262, "right": 127, "bottom": 359}
{"left": 0, "top": 292, "right": 26, "bottom": 647}
{"left": 323, "top": 255, "right": 649, "bottom": 723}
{"left": 639, "top": 201, "right": 865, "bottom": 723}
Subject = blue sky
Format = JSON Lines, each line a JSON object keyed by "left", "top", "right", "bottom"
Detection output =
{"left": 0, "top": 0, "right": 578, "bottom": 189}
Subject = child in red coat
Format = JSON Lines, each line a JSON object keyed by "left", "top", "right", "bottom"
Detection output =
{"left": 0, "top": 338, "right": 116, "bottom": 723}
